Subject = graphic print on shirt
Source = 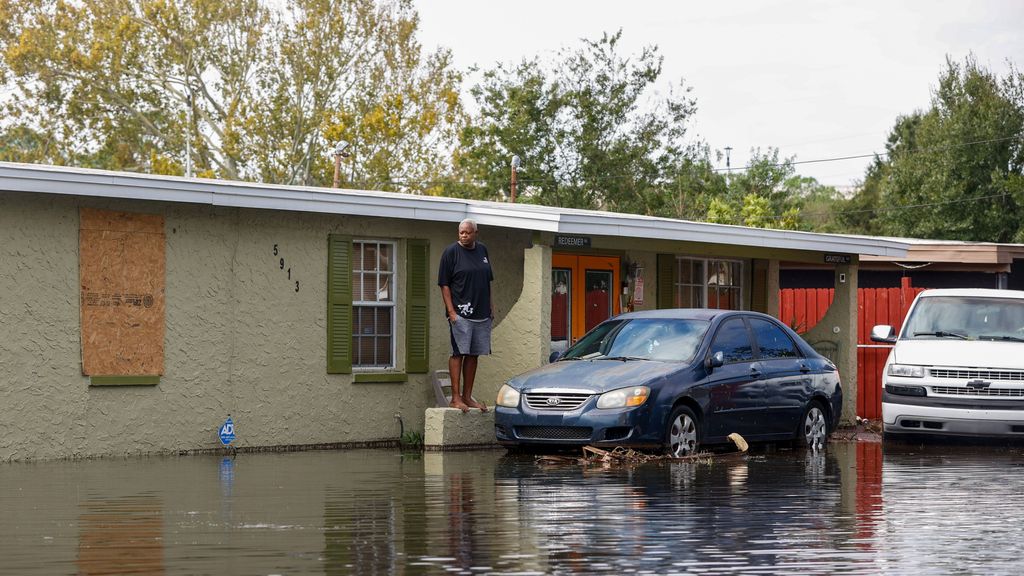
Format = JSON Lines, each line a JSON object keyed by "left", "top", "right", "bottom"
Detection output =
{"left": 457, "top": 302, "right": 474, "bottom": 317}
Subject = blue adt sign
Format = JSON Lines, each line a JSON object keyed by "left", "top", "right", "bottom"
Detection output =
{"left": 219, "top": 416, "right": 236, "bottom": 446}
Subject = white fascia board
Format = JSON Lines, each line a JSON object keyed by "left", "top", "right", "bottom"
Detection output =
{"left": 556, "top": 213, "right": 909, "bottom": 257}
{"left": 0, "top": 162, "right": 909, "bottom": 257}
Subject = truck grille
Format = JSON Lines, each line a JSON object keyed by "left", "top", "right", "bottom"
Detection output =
{"left": 930, "top": 368, "right": 1024, "bottom": 382}
{"left": 515, "top": 426, "right": 592, "bottom": 440}
{"left": 524, "top": 392, "right": 592, "bottom": 411}
{"left": 931, "top": 386, "right": 1024, "bottom": 397}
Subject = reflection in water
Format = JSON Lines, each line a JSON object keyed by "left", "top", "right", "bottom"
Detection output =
{"left": 2, "top": 442, "right": 1024, "bottom": 573}
{"left": 78, "top": 495, "right": 165, "bottom": 575}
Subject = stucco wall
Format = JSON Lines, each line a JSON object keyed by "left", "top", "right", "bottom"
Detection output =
{"left": 0, "top": 193, "right": 532, "bottom": 461}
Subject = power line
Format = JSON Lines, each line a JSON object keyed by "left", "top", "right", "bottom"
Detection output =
{"left": 354, "top": 134, "right": 1021, "bottom": 188}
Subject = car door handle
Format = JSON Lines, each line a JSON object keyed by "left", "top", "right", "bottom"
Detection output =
{"left": 749, "top": 367, "right": 762, "bottom": 378}
{"left": 799, "top": 364, "right": 811, "bottom": 373}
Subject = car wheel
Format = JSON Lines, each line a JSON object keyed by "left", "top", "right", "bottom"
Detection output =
{"left": 665, "top": 406, "right": 700, "bottom": 457}
{"left": 799, "top": 401, "right": 828, "bottom": 450}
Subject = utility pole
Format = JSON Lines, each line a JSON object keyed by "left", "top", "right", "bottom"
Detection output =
{"left": 510, "top": 154, "right": 521, "bottom": 203}
{"left": 185, "top": 92, "right": 193, "bottom": 178}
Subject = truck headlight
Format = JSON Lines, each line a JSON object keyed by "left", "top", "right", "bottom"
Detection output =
{"left": 888, "top": 364, "right": 924, "bottom": 378}
{"left": 596, "top": 386, "right": 650, "bottom": 409}
{"left": 496, "top": 384, "right": 521, "bottom": 408}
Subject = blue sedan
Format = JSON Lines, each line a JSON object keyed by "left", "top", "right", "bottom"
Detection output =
{"left": 494, "top": 309, "right": 842, "bottom": 456}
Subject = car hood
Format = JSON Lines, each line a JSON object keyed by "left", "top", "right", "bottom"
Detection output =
{"left": 508, "top": 359, "right": 689, "bottom": 393}
{"left": 892, "top": 340, "right": 1024, "bottom": 369}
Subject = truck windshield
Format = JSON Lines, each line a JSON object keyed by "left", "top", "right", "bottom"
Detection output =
{"left": 902, "top": 296, "right": 1024, "bottom": 341}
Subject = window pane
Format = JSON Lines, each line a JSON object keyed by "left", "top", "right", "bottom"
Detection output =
{"left": 680, "top": 260, "right": 693, "bottom": 284}
{"left": 375, "top": 337, "right": 392, "bottom": 365}
{"left": 351, "top": 272, "right": 362, "bottom": 301}
{"left": 584, "top": 270, "right": 613, "bottom": 332}
{"left": 363, "top": 243, "right": 377, "bottom": 271}
{"left": 375, "top": 307, "right": 392, "bottom": 335}
{"left": 376, "top": 274, "right": 392, "bottom": 302}
{"left": 750, "top": 318, "right": 799, "bottom": 359}
{"left": 357, "top": 335, "right": 375, "bottom": 364}
{"left": 378, "top": 244, "right": 392, "bottom": 271}
{"left": 710, "top": 318, "right": 754, "bottom": 363}
{"left": 551, "top": 269, "right": 572, "bottom": 346}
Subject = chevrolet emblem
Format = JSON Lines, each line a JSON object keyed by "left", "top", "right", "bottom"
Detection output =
{"left": 966, "top": 379, "right": 991, "bottom": 389}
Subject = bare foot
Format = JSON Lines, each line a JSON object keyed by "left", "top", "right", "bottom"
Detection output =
{"left": 449, "top": 397, "right": 470, "bottom": 413}
{"left": 467, "top": 398, "right": 488, "bottom": 413}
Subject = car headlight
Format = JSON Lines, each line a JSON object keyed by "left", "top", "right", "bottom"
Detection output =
{"left": 596, "top": 386, "right": 650, "bottom": 409}
{"left": 496, "top": 384, "right": 521, "bottom": 408}
{"left": 888, "top": 364, "right": 924, "bottom": 378}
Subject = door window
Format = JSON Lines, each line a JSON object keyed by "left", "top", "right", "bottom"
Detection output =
{"left": 710, "top": 318, "right": 755, "bottom": 363}
{"left": 749, "top": 318, "right": 800, "bottom": 359}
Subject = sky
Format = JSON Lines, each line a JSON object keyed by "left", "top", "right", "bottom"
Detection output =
{"left": 415, "top": 0, "right": 1024, "bottom": 189}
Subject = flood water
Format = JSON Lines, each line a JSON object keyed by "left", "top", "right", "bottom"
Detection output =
{"left": 3, "top": 441, "right": 1024, "bottom": 575}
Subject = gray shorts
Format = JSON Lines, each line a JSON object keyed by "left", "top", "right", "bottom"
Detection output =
{"left": 449, "top": 317, "right": 492, "bottom": 356}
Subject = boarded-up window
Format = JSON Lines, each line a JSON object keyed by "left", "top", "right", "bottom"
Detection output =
{"left": 79, "top": 208, "right": 165, "bottom": 376}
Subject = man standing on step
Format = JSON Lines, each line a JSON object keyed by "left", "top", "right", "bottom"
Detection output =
{"left": 438, "top": 218, "right": 493, "bottom": 413}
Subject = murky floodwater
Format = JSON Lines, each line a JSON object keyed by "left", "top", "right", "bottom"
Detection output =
{"left": 3, "top": 441, "right": 1024, "bottom": 575}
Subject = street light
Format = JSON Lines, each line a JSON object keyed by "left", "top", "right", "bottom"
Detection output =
{"left": 333, "top": 141, "right": 351, "bottom": 188}
{"left": 724, "top": 146, "right": 732, "bottom": 187}
{"left": 510, "top": 154, "right": 521, "bottom": 203}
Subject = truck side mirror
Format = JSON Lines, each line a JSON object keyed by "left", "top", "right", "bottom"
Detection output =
{"left": 548, "top": 350, "right": 563, "bottom": 363}
{"left": 870, "top": 325, "right": 897, "bottom": 343}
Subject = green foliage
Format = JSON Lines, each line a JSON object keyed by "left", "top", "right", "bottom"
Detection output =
{"left": 451, "top": 30, "right": 707, "bottom": 215}
{"left": 0, "top": 0, "right": 463, "bottom": 186}
{"left": 873, "top": 56, "right": 1024, "bottom": 241}
{"left": 399, "top": 430, "right": 423, "bottom": 451}
{"left": 707, "top": 148, "right": 827, "bottom": 230}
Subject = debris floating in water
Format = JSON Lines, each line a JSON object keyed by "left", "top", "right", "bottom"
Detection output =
{"left": 536, "top": 433, "right": 748, "bottom": 466}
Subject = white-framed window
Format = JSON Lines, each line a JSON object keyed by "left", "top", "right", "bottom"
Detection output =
{"left": 675, "top": 257, "right": 743, "bottom": 310}
{"left": 352, "top": 240, "right": 396, "bottom": 369}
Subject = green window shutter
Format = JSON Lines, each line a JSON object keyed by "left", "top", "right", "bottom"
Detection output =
{"left": 657, "top": 254, "right": 678, "bottom": 309}
{"left": 327, "top": 234, "right": 353, "bottom": 374}
{"left": 405, "top": 239, "right": 430, "bottom": 373}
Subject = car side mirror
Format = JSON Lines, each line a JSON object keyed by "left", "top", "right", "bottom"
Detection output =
{"left": 870, "top": 325, "right": 897, "bottom": 343}
{"left": 548, "top": 350, "right": 563, "bottom": 363}
{"left": 704, "top": 350, "right": 725, "bottom": 372}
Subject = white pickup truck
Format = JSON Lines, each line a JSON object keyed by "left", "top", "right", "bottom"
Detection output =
{"left": 871, "top": 288, "right": 1024, "bottom": 438}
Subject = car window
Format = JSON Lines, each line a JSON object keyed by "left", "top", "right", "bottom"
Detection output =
{"left": 561, "top": 318, "right": 710, "bottom": 362}
{"left": 605, "top": 319, "right": 709, "bottom": 362}
{"left": 749, "top": 318, "right": 800, "bottom": 359}
{"left": 709, "top": 318, "right": 755, "bottom": 363}
{"left": 561, "top": 320, "right": 624, "bottom": 359}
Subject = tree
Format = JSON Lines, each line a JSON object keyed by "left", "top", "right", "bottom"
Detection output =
{"left": 875, "top": 56, "right": 1024, "bottom": 241}
{"left": 705, "top": 148, "right": 810, "bottom": 230}
{"left": 451, "top": 30, "right": 702, "bottom": 214}
{"left": 0, "top": 0, "right": 462, "bottom": 187}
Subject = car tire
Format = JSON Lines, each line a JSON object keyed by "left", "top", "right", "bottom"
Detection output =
{"left": 798, "top": 400, "right": 829, "bottom": 450}
{"left": 665, "top": 405, "right": 700, "bottom": 457}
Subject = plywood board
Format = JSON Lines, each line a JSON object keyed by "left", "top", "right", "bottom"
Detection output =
{"left": 80, "top": 208, "right": 165, "bottom": 376}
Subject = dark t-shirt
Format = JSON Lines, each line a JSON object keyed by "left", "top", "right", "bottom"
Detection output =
{"left": 438, "top": 241, "right": 494, "bottom": 320}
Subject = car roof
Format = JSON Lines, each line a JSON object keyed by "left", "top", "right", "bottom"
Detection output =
{"left": 614, "top": 308, "right": 776, "bottom": 322}
{"left": 917, "top": 288, "right": 1024, "bottom": 300}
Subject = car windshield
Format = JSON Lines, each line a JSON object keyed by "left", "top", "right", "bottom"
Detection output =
{"left": 902, "top": 296, "right": 1024, "bottom": 341}
{"left": 560, "top": 318, "right": 710, "bottom": 362}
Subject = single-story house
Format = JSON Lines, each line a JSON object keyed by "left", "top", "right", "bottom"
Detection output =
{"left": 0, "top": 162, "right": 909, "bottom": 460}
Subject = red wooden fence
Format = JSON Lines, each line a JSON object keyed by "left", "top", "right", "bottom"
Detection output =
{"left": 779, "top": 278, "right": 925, "bottom": 419}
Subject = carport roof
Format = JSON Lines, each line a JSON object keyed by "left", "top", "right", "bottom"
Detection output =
{"left": 0, "top": 162, "right": 909, "bottom": 257}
